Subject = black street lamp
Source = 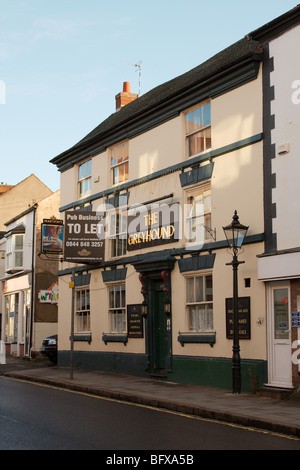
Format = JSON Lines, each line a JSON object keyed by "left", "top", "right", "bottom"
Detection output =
{"left": 223, "top": 210, "right": 249, "bottom": 394}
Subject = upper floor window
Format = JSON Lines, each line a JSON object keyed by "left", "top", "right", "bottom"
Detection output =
{"left": 111, "top": 142, "right": 129, "bottom": 185}
{"left": 185, "top": 102, "right": 211, "bottom": 158}
{"left": 78, "top": 159, "right": 92, "bottom": 198}
{"left": 108, "top": 209, "right": 127, "bottom": 258}
{"left": 6, "top": 234, "right": 24, "bottom": 272}
{"left": 185, "top": 184, "right": 211, "bottom": 245}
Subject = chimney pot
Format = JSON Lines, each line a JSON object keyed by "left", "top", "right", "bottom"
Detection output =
{"left": 123, "top": 81, "right": 130, "bottom": 93}
{"left": 115, "top": 81, "right": 138, "bottom": 111}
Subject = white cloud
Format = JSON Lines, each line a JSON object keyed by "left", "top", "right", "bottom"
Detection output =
{"left": 33, "top": 18, "right": 78, "bottom": 40}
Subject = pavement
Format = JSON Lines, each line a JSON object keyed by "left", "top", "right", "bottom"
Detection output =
{"left": 1, "top": 355, "right": 300, "bottom": 439}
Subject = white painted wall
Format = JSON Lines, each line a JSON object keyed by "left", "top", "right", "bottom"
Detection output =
{"left": 270, "top": 25, "right": 300, "bottom": 251}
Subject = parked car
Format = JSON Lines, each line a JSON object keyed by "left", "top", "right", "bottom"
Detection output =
{"left": 40, "top": 334, "right": 57, "bottom": 364}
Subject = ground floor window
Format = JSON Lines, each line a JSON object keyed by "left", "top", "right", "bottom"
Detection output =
{"left": 5, "top": 293, "right": 19, "bottom": 342}
{"left": 186, "top": 274, "right": 213, "bottom": 331}
{"left": 108, "top": 284, "right": 126, "bottom": 333}
{"left": 21, "top": 290, "right": 31, "bottom": 343}
{"left": 76, "top": 288, "right": 90, "bottom": 332}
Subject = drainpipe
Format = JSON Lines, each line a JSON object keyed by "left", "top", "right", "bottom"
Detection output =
{"left": 28, "top": 204, "right": 37, "bottom": 358}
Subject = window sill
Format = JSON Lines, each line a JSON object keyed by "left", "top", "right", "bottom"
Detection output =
{"left": 102, "top": 333, "right": 128, "bottom": 346}
{"left": 178, "top": 332, "right": 216, "bottom": 348}
{"left": 5, "top": 267, "right": 24, "bottom": 275}
{"left": 70, "top": 333, "right": 92, "bottom": 344}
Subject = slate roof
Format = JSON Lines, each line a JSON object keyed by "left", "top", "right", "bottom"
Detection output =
{"left": 51, "top": 36, "right": 261, "bottom": 168}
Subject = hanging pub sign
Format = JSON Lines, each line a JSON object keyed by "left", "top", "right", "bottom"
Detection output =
{"left": 225, "top": 296, "right": 251, "bottom": 340}
{"left": 127, "top": 304, "right": 144, "bottom": 338}
{"left": 64, "top": 211, "right": 105, "bottom": 263}
{"left": 127, "top": 202, "right": 180, "bottom": 251}
{"left": 41, "top": 218, "right": 64, "bottom": 254}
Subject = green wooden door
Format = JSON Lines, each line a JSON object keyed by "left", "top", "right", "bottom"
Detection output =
{"left": 153, "top": 281, "right": 168, "bottom": 370}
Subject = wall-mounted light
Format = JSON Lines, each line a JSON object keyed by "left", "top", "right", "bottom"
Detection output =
{"left": 141, "top": 300, "right": 148, "bottom": 317}
{"left": 164, "top": 299, "right": 171, "bottom": 315}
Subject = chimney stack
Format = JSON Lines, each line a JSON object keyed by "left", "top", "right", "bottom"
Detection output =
{"left": 115, "top": 82, "right": 138, "bottom": 111}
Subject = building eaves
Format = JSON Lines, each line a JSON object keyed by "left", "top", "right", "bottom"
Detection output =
{"left": 247, "top": 4, "right": 300, "bottom": 43}
{"left": 5, "top": 204, "right": 37, "bottom": 227}
{"left": 50, "top": 37, "right": 261, "bottom": 170}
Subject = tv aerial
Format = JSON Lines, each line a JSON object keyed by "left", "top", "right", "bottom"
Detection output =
{"left": 121, "top": 60, "right": 142, "bottom": 96}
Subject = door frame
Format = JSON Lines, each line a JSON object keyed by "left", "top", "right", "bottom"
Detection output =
{"left": 266, "top": 281, "right": 293, "bottom": 388}
{"left": 134, "top": 256, "right": 175, "bottom": 375}
{"left": 150, "top": 279, "right": 169, "bottom": 371}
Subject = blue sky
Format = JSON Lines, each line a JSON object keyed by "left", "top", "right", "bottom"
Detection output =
{"left": 0, "top": 0, "right": 297, "bottom": 192}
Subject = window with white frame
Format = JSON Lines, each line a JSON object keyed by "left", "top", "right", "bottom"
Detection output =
{"left": 76, "top": 288, "right": 91, "bottom": 332}
{"left": 185, "top": 184, "right": 211, "bottom": 244}
{"left": 111, "top": 142, "right": 129, "bottom": 185}
{"left": 78, "top": 159, "right": 92, "bottom": 198}
{"left": 5, "top": 293, "right": 19, "bottom": 342}
{"left": 108, "top": 284, "right": 126, "bottom": 333}
{"left": 22, "top": 289, "right": 31, "bottom": 343}
{"left": 6, "top": 234, "right": 24, "bottom": 272}
{"left": 186, "top": 274, "right": 213, "bottom": 331}
{"left": 185, "top": 102, "right": 211, "bottom": 158}
{"left": 108, "top": 209, "right": 127, "bottom": 258}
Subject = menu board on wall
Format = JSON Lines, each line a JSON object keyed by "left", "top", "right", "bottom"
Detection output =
{"left": 127, "top": 304, "right": 144, "bottom": 338}
{"left": 226, "top": 296, "right": 251, "bottom": 340}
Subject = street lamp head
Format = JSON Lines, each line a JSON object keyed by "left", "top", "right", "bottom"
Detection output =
{"left": 223, "top": 210, "right": 249, "bottom": 252}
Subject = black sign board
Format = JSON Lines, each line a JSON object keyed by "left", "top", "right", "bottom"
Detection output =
{"left": 127, "top": 203, "right": 180, "bottom": 251}
{"left": 226, "top": 296, "right": 251, "bottom": 340}
{"left": 64, "top": 211, "right": 105, "bottom": 263}
{"left": 127, "top": 304, "right": 144, "bottom": 338}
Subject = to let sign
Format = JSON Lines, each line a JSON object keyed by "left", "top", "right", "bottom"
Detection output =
{"left": 64, "top": 211, "right": 105, "bottom": 263}
{"left": 226, "top": 296, "right": 251, "bottom": 340}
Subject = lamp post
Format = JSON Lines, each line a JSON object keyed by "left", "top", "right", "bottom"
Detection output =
{"left": 223, "top": 210, "right": 248, "bottom": 394}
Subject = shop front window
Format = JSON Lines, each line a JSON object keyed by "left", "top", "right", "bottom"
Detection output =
{"left": 5, "top": 293, "right": 19, "bottom": 342}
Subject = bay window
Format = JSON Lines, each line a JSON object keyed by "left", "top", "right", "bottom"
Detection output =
{"left": 6, "top": 234, "right": 24, "bottom": 272}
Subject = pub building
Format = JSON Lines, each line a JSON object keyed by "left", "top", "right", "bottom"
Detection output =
{"left": 50, "top": 8, "right": 300, "bottom": 392}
